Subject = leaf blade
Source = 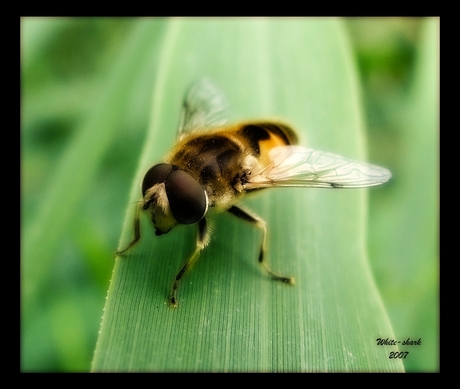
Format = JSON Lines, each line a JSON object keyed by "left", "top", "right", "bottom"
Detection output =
{"left": 92, "top": 18, "right": 402, "bottom": 372}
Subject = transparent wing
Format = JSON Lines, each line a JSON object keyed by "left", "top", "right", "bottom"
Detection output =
{"left": 245, "top": 146, "right": 392, "bottom": 189}
{"left": 177, "top": 78, "right": 229, "bottom": 139}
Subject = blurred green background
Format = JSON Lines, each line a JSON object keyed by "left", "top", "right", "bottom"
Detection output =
{"left": 21, "top": 17, "right": 438, "bottom": 372}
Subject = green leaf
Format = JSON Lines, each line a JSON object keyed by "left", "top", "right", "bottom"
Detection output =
{"left": 21, "top": 19, "right": 167, "bottom": 371}
{"left": 22, "top": 19, "right": 166, "bottom": 312}
{"left": 92, "top": 18, "right": 403, "bottom": 372}
{"left": 366, "top": 18, "right": 439, "bottom": 372}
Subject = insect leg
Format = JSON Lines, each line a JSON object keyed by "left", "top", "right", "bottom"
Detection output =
{"left": 169, "top": 217, "right": 209, "bottom": 308}
{"left": 116, "top": 203, "right": 141, "bottom": 255}
{"left": 227, "top": 205, "right": 295, "bottom": 285}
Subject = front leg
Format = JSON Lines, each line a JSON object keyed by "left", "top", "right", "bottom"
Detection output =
{"left": 116, "top": 203, "right": 141, "bottom": 255}
{"left": 227, "top": 205, "right": 294, "bottom": 285}
{"left": 169, "top": 217, "right": 210, "bottom": 308}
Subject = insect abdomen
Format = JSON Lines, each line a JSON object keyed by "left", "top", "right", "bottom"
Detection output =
{"left": 238, "top": 122, "right": 298, "bottom": 167}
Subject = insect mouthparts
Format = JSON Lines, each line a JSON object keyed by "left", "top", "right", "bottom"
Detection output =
{"left": 155, "top": 229, "right": 166, "bottom": 236}
{"left": 143, "top": 198, "right": 153, "bottom": 210}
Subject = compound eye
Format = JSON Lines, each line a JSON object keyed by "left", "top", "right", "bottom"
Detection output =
{"left": 142, "top": 164, "right": 174, "bottom": 196}
{"left": 165, "top": 169, "right": 207, "bottom": 224}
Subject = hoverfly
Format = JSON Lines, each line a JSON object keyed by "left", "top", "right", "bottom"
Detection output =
{"left": 117, "top": 79, "right": 391, "bottom": 307}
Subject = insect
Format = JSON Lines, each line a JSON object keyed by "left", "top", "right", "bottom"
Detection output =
{"left": 117, "top": 79, "right": 391, "bottom": 307}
